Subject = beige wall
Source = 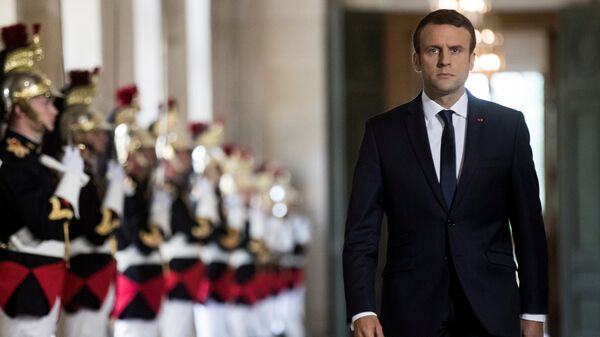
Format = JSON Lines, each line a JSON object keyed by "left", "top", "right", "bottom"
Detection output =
{"left": 212, "top": 1, "right": 329, "bottom": 335}
{"left": 17, "top": 0, "right": 64, "bottom": 90}
{"left": 163, "top": 0, "right": 188, "bottom": 121}
{"left": 96, "top": 0, "right": 135, "bottom": 115}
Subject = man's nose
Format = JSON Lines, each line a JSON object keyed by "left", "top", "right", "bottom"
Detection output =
{"left": 438, "top": 50, "right": 450, "bottom": 67}
{"left": 49, "top": 102, "right": 59, "bottom": 116}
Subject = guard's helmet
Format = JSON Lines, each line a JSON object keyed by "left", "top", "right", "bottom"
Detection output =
{"left": 112, "top": 84, "right": 141, "bottom": 164}
{"left": 0, "top": 23, "right": 60, "bottom": 126}
{"left": 59, "top": 68, "right": 111, "bottom": 145}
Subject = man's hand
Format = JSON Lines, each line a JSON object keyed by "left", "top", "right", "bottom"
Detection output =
{"left": 520, "top": 319, "right": 543, "bottom": 337}
{"left": 354, "top": 316, "right": 384, "bottom": 337}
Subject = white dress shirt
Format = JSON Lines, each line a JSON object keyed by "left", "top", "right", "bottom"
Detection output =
{"left": 350, "top": 91, "right": 545, "bottom": 330}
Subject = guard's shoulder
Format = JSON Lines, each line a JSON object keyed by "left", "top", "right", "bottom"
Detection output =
{"left": 2, "top": 136, "right": 37, "bottom": 160}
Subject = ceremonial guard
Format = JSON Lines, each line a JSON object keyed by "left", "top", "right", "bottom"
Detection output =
{"left": 188, "top": 122, "right": 230, "bottom": 337}
{"left": 218, "top": 145, "right": 254, "bottom": 337}
{"left": 111, "top": 85, "right": 164, "bottom": 337}
{"left": 0, "top": 23, "right": 86, "bottom": 336}
{"left": 246, "top": 166, "right": 276, "bottom": 337}
{"left": 277, "top": 179, "right": 310, "bottom": 337}
{"left": 57, "top": 69, "right": 124, "bottom": 337}
{"left": 152, "top": 100, "right": 203, "bottom": 337}
{"left": 261, "top": 166, "right": 296, "bottom": 337}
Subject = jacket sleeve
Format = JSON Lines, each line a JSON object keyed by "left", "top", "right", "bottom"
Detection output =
{"left": 1, "top": 160, "right": 74, "bottom": 241}
{"left": 509, "top": 112, "right": 548, "bottom": 314}
{"left": 342, "top": 120, "right": 385, "bottom": 321}
{"left": 72, "top": 180, "right": 120, "bottom": 245}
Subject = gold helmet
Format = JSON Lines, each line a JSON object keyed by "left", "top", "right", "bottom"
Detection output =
{"left": 189, "top": 120, "right": 225, "bottom": 174}
{"left": 112, "top": 84, "right": 142, "bottom": 164}
{"left": 113, "top": 84, "right": 139, "bottom": 128}
{"left": 59, "top": 68, "right": 111, "bottom": 144}
{"left": 152, "top": 98, "right": 192, "bottom": 161}
{"left": 0, "top": 23, "right": 59, "bottom": 126}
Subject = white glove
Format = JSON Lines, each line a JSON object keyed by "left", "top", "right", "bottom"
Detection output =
{"left": 102, "top": 160, "right": 126, "bottom": 215}
{"left": 106, "top": 160, "right": 126, "bottom": 183}
{"left": 150, "top": 188, "right": 172, "bottom": 238}
{"left": 194, "top": 178, "right": 219, "bottom": 222}
{"left": 224, "top": 194, "right": 246, "bottom": 230}
{"left": 54, "top": 146, "right": 86, "bottom": 218}
{"left": 61, "top": 146, "right": 84, "bottom": 175}
{"left": 291, "top": 215, "right": 311, "bottom": 245}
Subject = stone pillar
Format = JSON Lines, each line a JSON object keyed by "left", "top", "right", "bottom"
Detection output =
{"left": 97, "top": 0, "right": 135, "bottom": 114}
{"left": 16, "top": 0, "right": 65, "bottom": 89}
{"left": 0, "top": 0, "right": 17, "bottom": 26}
{"left": 163, "top": 0, "right": 188, "bottom": 120}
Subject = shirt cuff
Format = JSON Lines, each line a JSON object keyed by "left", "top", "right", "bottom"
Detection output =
{"left": 350, "top": 312, "right": 377, "bottom": 331}
{"left": 520, "top": 314, "right": 546, "bottom": 322}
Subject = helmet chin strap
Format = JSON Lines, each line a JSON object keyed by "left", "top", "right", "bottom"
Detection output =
{"left": 16, "top": 100, "right": 46, "bottom": 132}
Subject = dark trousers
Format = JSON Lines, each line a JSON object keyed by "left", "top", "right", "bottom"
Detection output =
{"left": 437, "top": 259, "right": 497, "bottom": 337}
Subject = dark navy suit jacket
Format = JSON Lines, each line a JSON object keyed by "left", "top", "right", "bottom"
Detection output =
{"left": 342, "top": 92, "right": 548, "bottom": 337}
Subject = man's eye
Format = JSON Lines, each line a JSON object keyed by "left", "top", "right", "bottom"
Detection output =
{"left": 450, "top": 47, "right": 462, "bottom": 53}
{"left": 427, "top": 48, "right": 439, "bottom": 54}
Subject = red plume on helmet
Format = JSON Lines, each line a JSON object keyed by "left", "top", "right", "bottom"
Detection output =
{"left": 168, "top": 97, "right": 177, "bottom": 110}
{"left": 67, "top": 70, "right": 92, "bottom": 87}
{"left": 222, "top": 143, "right": 238, "bottom": 157}
{"left": 32, "top": 23, "right": 40, "bottom": 35}
{"left": 116, "top": 84, "right": 138, "bottom": 108}
{"left": 1, "top": 23, "right": 28, "bottom": 50}
{"left": 188, "top": 122, "right": 209, "bottom": 137}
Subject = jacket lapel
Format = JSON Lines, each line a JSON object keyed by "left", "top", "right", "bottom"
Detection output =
{"left": 452, "top": 91, "right": 485, "bottom": 211}
{"left": 404, "top": 93, "right": 447, "bottom": 212}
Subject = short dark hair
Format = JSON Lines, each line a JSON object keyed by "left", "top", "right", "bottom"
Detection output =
{"left": 412, "top": 9, "right": 476, "bottom": 54}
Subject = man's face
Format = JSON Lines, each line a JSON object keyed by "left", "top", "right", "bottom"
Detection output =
{"left": 28, "top": 95, "right": 58, "bottom": 131}
{"left": 165, "top": 149, "right": 192, "bottom": 183}
{"left": 413, "top": 24, "right": 475, "bottom": 98}
{"left": 83, "top": 130, "right": 109, "bottom": 156}
{"left": 141, "top": 147, "right": 157, "bottom": 171}
{"left": 125, "top": 147, "right": 157, "bottom": 182}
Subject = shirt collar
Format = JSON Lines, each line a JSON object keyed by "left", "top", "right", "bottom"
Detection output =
{"left": 421, "top": 90, "right": 468, "bottom": 122}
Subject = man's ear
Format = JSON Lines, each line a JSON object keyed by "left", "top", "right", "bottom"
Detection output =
{"left": 412, "top": 52, "right": 421, "bottom": 72}
{"left": 12, "top": 103, "right": 24, "bottom": 118}
{"left": 469, "top": 52, "right": 476, "bottom": 71}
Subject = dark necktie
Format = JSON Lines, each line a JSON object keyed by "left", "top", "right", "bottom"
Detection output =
{"left": 439, "top": 110, "right": 456, "bottom": 208}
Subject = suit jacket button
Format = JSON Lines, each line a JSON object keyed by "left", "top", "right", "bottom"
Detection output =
{"left": 447, "top": 219, "right": 455, "bottom": 227}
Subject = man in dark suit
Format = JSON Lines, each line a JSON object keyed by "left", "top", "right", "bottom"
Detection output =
{"left": 342, "top": 9, "right": 548, "bottom": 337}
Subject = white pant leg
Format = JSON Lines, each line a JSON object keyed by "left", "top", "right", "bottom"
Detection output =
{"left": 0, "top": 298, "right": 61, "bottom": 337}
{"left": 58, "top": 284, "right": 115, "bottom": 337}
{"left": 193, "top": 304, "right": 213, "bottom": 337}
{"left": 276, "top": 291, "right": 291, "bottom": 336}
{"left": 253, "top": 299, "right": 272, "bottom": 337}
{"left": 286, "top": 287, "right": 305, "bottom": 337}
{"left": 159, "top": 300, "right": 195, "bottom": 337}
{"left": 244, "top": 305, "right": 261, "bottom": 337}
{"left": 226, "top": 304, "right": 250, "bottom": 337}
{"left": 194, "top": 301, "right": 230, "bottom": 337}
{"left": 113, "top": 319, "right": 159, "bottom": 337}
